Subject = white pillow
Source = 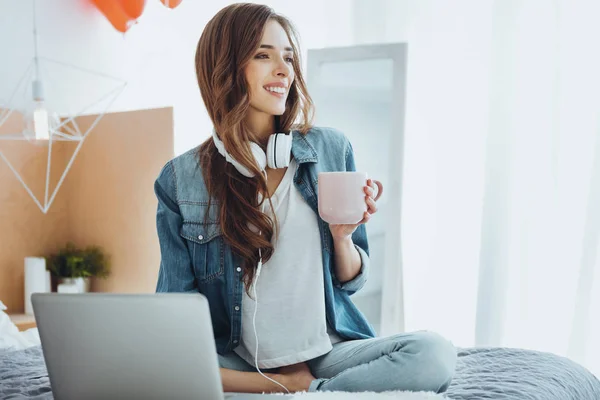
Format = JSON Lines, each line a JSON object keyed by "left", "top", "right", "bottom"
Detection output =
{"left": 0, "top": 300, "right": 41, "bottom": 351}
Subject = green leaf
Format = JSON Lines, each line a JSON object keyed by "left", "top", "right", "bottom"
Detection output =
{"left": 45, "top": 243, "right": 111, "bottom": 279}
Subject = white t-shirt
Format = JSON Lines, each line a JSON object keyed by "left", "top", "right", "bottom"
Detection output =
{"left": 233, "top": 158, "right": 344, "bottom": 369}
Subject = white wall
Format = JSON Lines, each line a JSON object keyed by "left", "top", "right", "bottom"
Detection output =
{"left": 0, "top": 0, "right": 360, "bottom": 155}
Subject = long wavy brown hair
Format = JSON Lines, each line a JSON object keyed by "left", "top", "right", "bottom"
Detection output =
{"left": 195, "top": 3, "right": 314, "bottom": 295}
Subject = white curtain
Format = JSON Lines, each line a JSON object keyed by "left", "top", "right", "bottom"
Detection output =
{"left": 168, "top": 0, "right": 600, "bottom": 376}
{"left": 355, "top": 0, "right": 600, "bottom": 377}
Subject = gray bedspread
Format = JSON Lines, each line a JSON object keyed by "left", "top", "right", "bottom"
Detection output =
{"left": 445, "top": 347, "right": 600, "bottom": 399}
{"left": 1, "top": 346, "right": 599, "bottom": 399}
{"left": 0, "top": 347, "right": 50, "bottom": 399}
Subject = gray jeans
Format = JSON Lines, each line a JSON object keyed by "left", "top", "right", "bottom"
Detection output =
{"left": 218, "top": 330, "right": 457, "bottom": 393}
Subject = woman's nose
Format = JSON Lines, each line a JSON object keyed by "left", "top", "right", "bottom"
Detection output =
{"left": 275, "top": 59, "right": 291, "bottom": 77}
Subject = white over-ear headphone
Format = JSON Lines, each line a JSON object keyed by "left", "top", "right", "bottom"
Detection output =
{"left": 212, "top": 129, "right": 292, "bottom": 177}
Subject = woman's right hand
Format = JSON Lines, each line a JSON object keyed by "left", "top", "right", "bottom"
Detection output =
{"left": 274, "top": 362, "right": 317, "bottom": 393}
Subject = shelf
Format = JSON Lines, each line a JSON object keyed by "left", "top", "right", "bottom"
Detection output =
{"left": 9, "top": 314, "right": 37, "bottom": 331}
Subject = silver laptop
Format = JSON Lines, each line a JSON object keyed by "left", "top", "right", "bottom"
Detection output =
{"left": 32, "top": 293, "right": 295, "bottom": 400}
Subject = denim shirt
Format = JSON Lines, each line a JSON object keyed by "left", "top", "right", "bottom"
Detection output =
{"left": 154, "top": 126, "right": 376, "bottom": 355}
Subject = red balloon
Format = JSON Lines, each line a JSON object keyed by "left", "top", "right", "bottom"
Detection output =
{"left": 118, "top": 0, "right": 146, "bottom": 19}
{"left": 91, "top": 0, "right": 136, "bottom": 33}
{"left": 159, "top": 0, "right": 182, "bottom": 9}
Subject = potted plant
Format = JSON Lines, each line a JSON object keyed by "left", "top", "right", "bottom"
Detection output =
{"left": 46, "top": 243, "right": 111, "bottom": 293}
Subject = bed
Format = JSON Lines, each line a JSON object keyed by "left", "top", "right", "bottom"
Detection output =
{"left": 445, "top": 347, "right": 600, "bottom": 399}
{"left": 1, "top": 345, "right": 599, "bottom": 399}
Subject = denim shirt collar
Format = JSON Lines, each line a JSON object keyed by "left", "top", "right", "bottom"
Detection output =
{"left": 292, "top": 130, "right": 319, "bottom": 164}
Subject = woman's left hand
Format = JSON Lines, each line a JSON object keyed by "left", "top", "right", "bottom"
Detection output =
{"left": 329, "top": 179, "right": 380, "bottom": 240}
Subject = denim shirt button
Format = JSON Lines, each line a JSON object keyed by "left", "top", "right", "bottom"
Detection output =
{"left": 198, "top": 235, "right": 204, "bottom": 240}
{"left": 233, "top": 340, "right": 238, "bottom": 344}
{"left": 234, "top": 305, "right": 240, "bottom": 311}
{"left": 236, "top": 267, "right": 242, "bottom": 272}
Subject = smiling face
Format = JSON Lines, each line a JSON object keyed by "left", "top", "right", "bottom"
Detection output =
{"left": 244, "top": 19, "right": 295, "bottom": 118}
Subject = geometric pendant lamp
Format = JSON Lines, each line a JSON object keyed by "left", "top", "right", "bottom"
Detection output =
{"left": 0, "top": 0, "right": 127, "bottom": 213}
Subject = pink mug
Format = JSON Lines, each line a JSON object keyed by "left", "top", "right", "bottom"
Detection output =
{"left": 318, "top": 172, "right": 383, "bottom": 225}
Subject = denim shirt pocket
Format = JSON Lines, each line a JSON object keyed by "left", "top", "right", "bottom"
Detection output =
{"left": 179, "top": 222, "right": 225, "bottom": 283}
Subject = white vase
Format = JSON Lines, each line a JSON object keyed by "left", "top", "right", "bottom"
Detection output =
{"left": 57, "top": 277, "right": 91, "bottom": 293}
{"left": 24, "top": 257, "right": 51, "bottom": 315}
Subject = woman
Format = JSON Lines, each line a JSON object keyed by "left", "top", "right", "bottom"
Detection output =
{"left": 155, "top": 2, "right": 457, "bottom": 394}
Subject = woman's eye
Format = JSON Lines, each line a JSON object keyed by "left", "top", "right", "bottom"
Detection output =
{"left": 254, "top": 53, "right": 293, "bottom": 63}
